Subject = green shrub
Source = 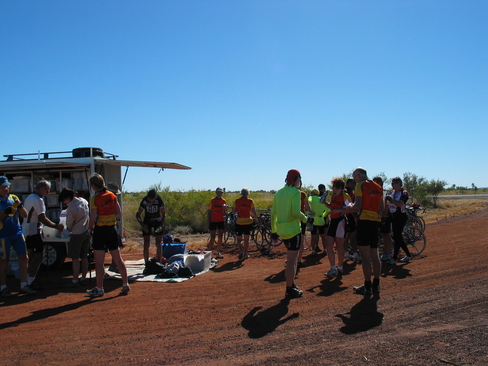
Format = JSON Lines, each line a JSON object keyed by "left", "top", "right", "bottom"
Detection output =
{"left": 172, "top": 225, "right": 193, "bottom": 235}
{"left": 121, "top": 188, "right": 276, "bottom": 234}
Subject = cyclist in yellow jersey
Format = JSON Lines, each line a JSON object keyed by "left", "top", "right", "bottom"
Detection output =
{"left": 308, "top": 189, "right": 329, "bottom": 256}
{"left": 345, "top": 167, "right": 384, "bottom": 295}
{"left": 271, "top": 169, "right": 308, "bottom": 299}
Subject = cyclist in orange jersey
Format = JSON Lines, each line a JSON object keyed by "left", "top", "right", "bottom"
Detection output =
{"left": 207, "top": 187, "right": 227, "bottom": 259}
{"left": 86, "top": 173, "right": 129, "bottom": 297}
{"left": 345, "top": 167, "right": 384, "bottom": 295}
{"left": 232, "top": 188, "right": 258, "bottom": 260}
{"left": 323, "top": 177, "right": 352, "bottom": 277}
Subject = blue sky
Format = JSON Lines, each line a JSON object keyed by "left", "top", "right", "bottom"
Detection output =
{"left": 1, "top": 1, "right": 487, "bottom": 192}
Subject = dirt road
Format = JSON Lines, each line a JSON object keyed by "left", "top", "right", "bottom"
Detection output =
{"left": 1, "top": 209, "right": 487, "bottom": 365}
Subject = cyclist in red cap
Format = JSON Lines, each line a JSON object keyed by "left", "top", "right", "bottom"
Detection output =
{"left": 271, "top": 169, "right": 308, "bottom": 298}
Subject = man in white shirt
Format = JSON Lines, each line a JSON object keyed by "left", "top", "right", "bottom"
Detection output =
{"left": 58, "top": 188, "right": 90, "bottom": 287}
{"left": 22, "top": 180, "right": 64, "bottom": 290}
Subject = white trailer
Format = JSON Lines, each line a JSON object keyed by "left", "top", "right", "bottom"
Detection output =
{"left": 1, "top": 147, "right": 190, "bottom": 268}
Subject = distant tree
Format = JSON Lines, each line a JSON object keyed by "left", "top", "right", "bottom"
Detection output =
{"left": 148, "top": 181, "right": 165, "bottom": 193}
{"left": 402, "top": 172, "right": 427, "bottom": 203}
{"left": 426, "top": 179, "right": 448, "bottom": 208}
{"left": 301, "top": 184, "right": 314, "bottom": 197}
{"left": 449, "top": 184, "right": 456, "bottom": 190}
{"left": 471, "top": 183, "right": 478, "bottom": 194}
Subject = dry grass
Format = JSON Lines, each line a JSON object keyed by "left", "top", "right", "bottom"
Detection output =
{"left": 422, "top": 199, "right": 488, "bottom": 224}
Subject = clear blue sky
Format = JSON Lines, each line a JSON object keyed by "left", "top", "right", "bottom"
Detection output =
{"left": 1, "top": 1, "right": 487, "bottom": 192}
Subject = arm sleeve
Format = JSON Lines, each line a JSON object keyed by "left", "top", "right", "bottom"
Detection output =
{"left": 292, "top": 191, "right": 307, "bottom": 223}
{"left": 271, "top": 199, "right": 277, "bottom": 233}
{"left": 400, "top": 190, "right": 409, "bottom": 204}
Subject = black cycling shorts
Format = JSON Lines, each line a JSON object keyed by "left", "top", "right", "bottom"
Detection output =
{"left": 209, "top": 221, "right": 225, "bottom": 231}
{"left": 284, "top": 234, "right": 301, "bottom": 251}
{"left": 356, "top": 220, "right": 380, "bottom": 249}
{"left": 92, "top": 225, "right": 120, "bottom": 252}
{"left": 311, "top": 224, "right": 326, "bottom": 235}
{"left": 26, "top": 234, "right": 44, "bottom": 254}
{"left": 235, "top": 223, "right": 253, "bottom": 236}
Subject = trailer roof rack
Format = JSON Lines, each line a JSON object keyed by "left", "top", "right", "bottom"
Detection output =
{"left": 3, "top": 149, "right": 118, "bottom": 161}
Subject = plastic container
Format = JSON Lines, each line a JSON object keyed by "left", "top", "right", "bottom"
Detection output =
{"left": 184, "top": 251, "right": 212, "bottom": 274}
{"left": 46, "top": 194, "right": 59, "bottom": 207}
{"left": 10, "top": 179, "right": 30, "bottom": 193}
{"left": 161, "top": 243, "right": 187, "bottom": 259}
{"left": 56, "top": 178, "right": 73, "bottom": 191}
{"left": 72, "top": 172, "right": 89, "bottom": 190}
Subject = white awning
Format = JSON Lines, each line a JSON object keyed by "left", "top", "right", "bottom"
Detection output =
{"left": 96, "top": 158, "right": 191, "bottom": 170}
{"left": 0, "top": 157, "right": 191, "bottom": 171}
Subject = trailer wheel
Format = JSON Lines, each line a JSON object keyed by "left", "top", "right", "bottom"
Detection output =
{"left": 41, "top": 243, "right": 67, "bottom": 269}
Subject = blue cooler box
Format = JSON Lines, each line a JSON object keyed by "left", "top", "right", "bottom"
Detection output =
{"left": 162, "top": 243, "right": 187, "bottom": 259}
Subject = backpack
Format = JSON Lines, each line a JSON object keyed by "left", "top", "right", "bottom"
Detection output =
{"left": 177, "top": 266, "right": 194, "bottom": 278}
{"left": 162, "top": 234, "right": 173, "bottom": 244}
{"left": 143, "top": 258, "right": 164, "bottom": 275}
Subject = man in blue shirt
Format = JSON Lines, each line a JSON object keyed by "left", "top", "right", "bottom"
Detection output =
{"left": 0, "top": 176, "right": 36, "bottom": 296}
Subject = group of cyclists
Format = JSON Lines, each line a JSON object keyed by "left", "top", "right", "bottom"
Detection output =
{"left": 205, "top": 168, "right": 415, "bottom": 299}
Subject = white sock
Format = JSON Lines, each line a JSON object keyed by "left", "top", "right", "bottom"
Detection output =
{"left": 21, "top": 282, "right": 27, "bottom": 288}
{"left": 27, "top": 276, "right": 36, "bottom": 285}
{"left": 1, "top": 285, "right": 6, "bottom": 291}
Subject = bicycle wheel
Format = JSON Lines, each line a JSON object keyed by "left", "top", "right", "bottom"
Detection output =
{"left": 417, "top": 216, "right": 426, "bottom": 232}
{"left": 407, "top": 215, "right": 425, "bottom": 232}
{"left": 222, "top": 213, "right": 236, "bottom": 247}
{"left": 252, "top": 228, "right": 267, "bottom": 247}
{"left": 402, "top": 225, "right": 427, "bottom": 257}
{"left": 247, "top": 225, "right": 261, "bottom": 252}
{"left": 223, "top": 229, "right": 235, "bottom": 247}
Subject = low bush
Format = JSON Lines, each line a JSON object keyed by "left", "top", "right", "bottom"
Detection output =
{"left": 122, "top": 188, "right": 275, "bottom": 234}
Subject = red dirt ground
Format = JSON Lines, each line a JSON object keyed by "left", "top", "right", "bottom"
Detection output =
{"left": 1, "top": 208, "right": 487, "bottom": 366}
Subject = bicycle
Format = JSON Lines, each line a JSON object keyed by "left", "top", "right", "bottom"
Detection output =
{"left": 402, "top": 224, "right": 427, "bottom": 256}
{"left": 221, "top": 210, "right": 272, "bottom": 252}
{"left": 406, "top": 203, "right": 426, "bottom": 233}
{"left": 248, "top": 211, "right": 284, "bottom": 253}
{"left": 222, "top": 212, "right": 237, "bottom": 247}
{"left": 380, "top": 205, "right": 427, "bottom": 258}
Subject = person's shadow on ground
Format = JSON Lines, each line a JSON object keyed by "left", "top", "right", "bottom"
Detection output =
{"left": 0, "top": 297, "right": 110, "bottom": 330}
{"left": 335, "top": 295, "right": 383, "bottom": 334}
{"left": 241, "top": 298, "right": 299, "bottom": 338}
{"left": 307, "top": 275, "right": 347, "bottom": 297}
{"left": 211, "top": 260, "right": 244, "bottom": 272}
{"left": 263, "top": 269, "right": 286, "bottom": 284}
{"left": 381, "top": 262, "right": 412, "bottom": 279}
